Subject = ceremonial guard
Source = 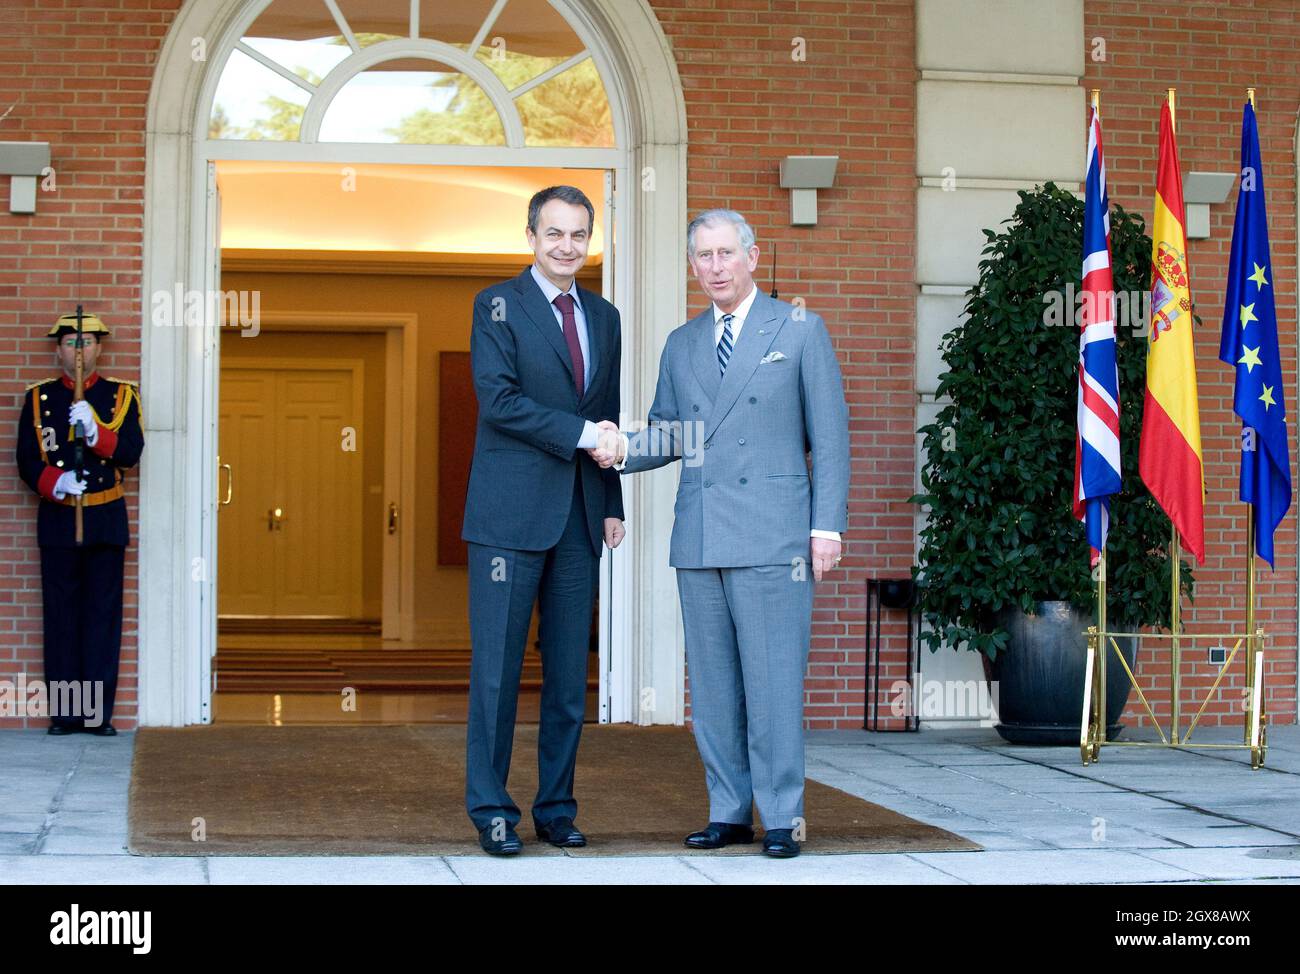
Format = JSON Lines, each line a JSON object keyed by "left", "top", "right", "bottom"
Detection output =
{"left": 14, "top": 312, "right": 144, "bottom": 735}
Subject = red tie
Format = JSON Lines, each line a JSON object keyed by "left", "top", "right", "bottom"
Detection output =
{"left": 553, "top": 292, "right": 585, "bottom": 399}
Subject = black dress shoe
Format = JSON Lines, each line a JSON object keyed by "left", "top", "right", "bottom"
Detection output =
{"left": 47, "top": 724, "right": 78, "bottom": 736}
{"left": 535, "top": 816, "right": 586, "bottom": 848}
{"left": 478, "top": 825, "right": 523, "bottom": 856}
{"left": 684, "top": 822, "right": 756, "bottom": 849}
{"left": 762, "top": 829, "right": 800, "bottom": 858}
{"left": 85, "top": 724, "right": 116, "bottom": 737}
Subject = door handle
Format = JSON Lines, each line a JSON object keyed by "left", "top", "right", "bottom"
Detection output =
{"left": 268, "top": 507, "right": 286, "bottom": 531}
{"left": 388, "top": 502, "right": 399, "bottom": 535}
{"left": 219, "top": 461, "right": 233, "bottom": 507}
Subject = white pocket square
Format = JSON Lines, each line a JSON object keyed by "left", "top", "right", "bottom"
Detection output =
{"left": 759, "top": 351, "right": 787, "bottom": 364}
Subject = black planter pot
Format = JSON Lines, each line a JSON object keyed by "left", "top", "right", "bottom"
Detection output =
{"left": 984, "top": 601, "right": 1136, "bottom": 745}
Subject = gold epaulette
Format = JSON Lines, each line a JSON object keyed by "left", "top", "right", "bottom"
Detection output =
{"left": 24, "top": 377, "right": 57, "bottom": 391}
{"left": 101, "top": 382, "right": 138, "bottom": 432}
{"left": 105, "top": 376, "right": 139, "bottom": 387}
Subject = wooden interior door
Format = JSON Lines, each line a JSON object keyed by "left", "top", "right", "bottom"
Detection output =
{"left": 218, "top": 369, "right": 277, "bottom": 616}
{"left": 218, "top": 359, "right": 364, "bottom": 619}
{"left": 273, "top": 366, "right": 361, "bottom": 617}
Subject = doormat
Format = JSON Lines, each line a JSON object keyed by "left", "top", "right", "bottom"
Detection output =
{"left": 128, "top": 725, "right": 981, "bottom": 857}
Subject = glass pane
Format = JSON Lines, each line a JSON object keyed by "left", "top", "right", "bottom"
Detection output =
{"left": 210, "top": 48, "right": 312, "bottom": 141}
{"left": 474, "top": 0, "right": 585, "bottom": 89}
{"left": 336, "top": 0, "right": 416, "bottom": 47}
{"left": 516, "top": 57, "right": 613, "bottom": 147}
{"left": 419, "top": 0, "right": 498, "bottom": 45}
{"left": 242, "top": 0, "right": 353, "bottom": 78}
{"left": 318, "top": 62, "right": 505, "bottom": 145}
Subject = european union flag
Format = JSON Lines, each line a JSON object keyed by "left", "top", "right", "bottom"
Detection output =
{"left": 1218, "top": 101, "right": 1291, "bottom": 567}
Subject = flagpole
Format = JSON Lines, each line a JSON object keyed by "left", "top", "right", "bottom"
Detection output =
{"left": 1091, "top": 86, "right": 1108, "bottom": 743}
{"left": 1246, "top": 505, "right": 1256, "bottom": 743}
{"left": 1097, "top": 549, "right": 1107, "bottom": 744}
{"left": 1166, "top": 86, "right": 1182, "bottom": 745}
{"left": 1244, "top": 86, "right": 1257, "bottom": 746}
{"left": 1171, "top": 525, "right": 1181, "bottom": 743}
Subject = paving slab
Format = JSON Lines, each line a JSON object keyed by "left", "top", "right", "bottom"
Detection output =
{"left": 907, "top": 848, "right": 1204, "bottom": 885}
{"left": 206, "top": 856, "right": 462, "bottom": 885}
{"left": 0, "top": 854, "right": 207, "bottom": 884}
{"left": 445, "top": 853, "right": 712, "bottom": 885}
{"left": 1133, "top": 846, "right": 1300, "bottom": 881}
{"left": 684, "top": 851, "right": 965, "bottom": 885}
{"left": 36, "top": 833, "right": 130, "bottom": 856}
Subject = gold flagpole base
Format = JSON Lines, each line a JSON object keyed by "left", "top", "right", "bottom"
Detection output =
{"left": 1080, "top": 626, "right": 1102, "bottom": 765}
{"left": 1077, "top": 628, "right": 1269, "bottom": 768}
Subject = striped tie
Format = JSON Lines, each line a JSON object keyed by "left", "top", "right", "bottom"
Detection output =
{"left": 717, "top": 313, "right": 734, "bottom": 376}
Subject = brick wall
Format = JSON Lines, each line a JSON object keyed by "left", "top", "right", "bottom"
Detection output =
{"left": 0, "top": 0, "right": 180, "bottom": 730}
{"left": 1084, "top": 0, "right": 1300, "bottom": 728}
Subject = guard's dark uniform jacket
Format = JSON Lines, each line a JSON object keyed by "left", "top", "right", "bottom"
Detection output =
{"left": 16, "top": 372, "right": 144, "bottom": 546}
{"left": 15, "top": 370, "right": 144, "bottom": 732}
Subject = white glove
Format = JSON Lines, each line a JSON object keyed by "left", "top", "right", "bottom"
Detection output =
{"left": 53, "top": 471, "right": 88, "bottom": 500}
{"left": 69, "top": 400, "right": 98, "bottom": 447}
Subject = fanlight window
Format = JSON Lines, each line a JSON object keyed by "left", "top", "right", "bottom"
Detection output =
{"left": 209, "top": 0, "right": 615, "bottom": 148}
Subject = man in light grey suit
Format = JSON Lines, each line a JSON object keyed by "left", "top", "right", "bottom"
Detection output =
{"left": 591, "top": 209, "right": 849, "bottom": 857}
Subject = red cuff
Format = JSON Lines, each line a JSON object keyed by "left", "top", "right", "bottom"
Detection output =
{"left": 37, "top": 466, "right": 63, "bottom": 501}
{"left": 90, "top": 423, "right": 117, "bottom": 457}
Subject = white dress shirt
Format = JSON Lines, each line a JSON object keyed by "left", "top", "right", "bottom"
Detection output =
{"left": 713, "top": 282, "right": 760, "bottom": 348}
{"left": 529, "top": 264, "right": 600, "bottom": 450}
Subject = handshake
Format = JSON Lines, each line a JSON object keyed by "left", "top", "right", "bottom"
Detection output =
{"left": 586, "top": 420, "right": 625, "bottom": 469}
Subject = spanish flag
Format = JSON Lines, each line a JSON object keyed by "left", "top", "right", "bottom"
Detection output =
{"left": 1139, "top": 98, "right": 1205, "bottom": 564}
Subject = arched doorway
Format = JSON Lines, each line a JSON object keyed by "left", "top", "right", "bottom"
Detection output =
{"left": 139, "top": 0, "right": 689, "bottom": 726}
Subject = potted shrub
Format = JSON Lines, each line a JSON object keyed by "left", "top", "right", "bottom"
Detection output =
{"left": 911, "top": 182, "right": 1193, "bottom": 745}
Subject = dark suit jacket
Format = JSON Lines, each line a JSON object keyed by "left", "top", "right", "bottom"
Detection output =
{"left": 15, "top": 372, "right": 145, "bottom": 548}
{"left": 461, "top": 267, "right": 623, "bottom": 557}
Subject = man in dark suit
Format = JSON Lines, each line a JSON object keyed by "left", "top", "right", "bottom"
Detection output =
{"left": 461, "top": 185, "right": 624, "bottom": 855}
{"left": 15, "top": 312, "right": 145, "bottom": 736}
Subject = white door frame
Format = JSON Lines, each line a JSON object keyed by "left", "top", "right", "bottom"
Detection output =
{"left": 140, "top": 0, "right": 688, "bottom": 726}
{"left": 218, "top": 312, "right": 419, "bottom": 641}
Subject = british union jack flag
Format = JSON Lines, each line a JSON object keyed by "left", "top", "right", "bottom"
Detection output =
{"left": 1073, "top": 105, "right": 1122, "bottom": 566}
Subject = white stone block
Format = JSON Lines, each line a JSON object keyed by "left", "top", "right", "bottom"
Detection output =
{"left": 917, "top": 0, "right": 1085, "bottom": 77}
{"left": 917, "top": 186, "right": 1024, "bottom": 286}
{"left": 918, "top": 81, "right": 1085, "bottom": 182}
